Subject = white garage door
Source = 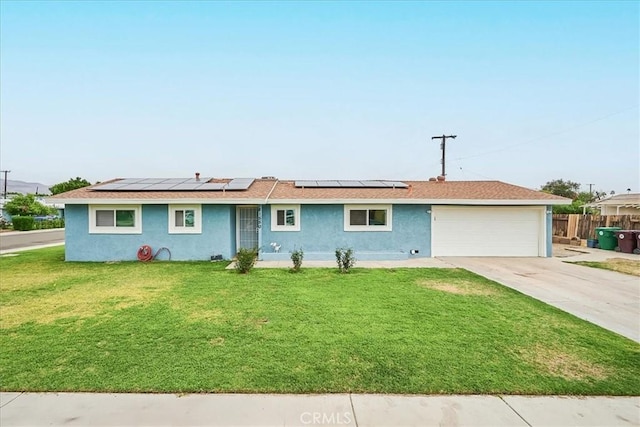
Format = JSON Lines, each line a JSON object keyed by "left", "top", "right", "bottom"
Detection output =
{"left": 431, "top": 206, "right": 545, "bottom": 257}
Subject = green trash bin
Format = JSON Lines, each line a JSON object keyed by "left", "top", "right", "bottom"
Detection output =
{"left": 595, "top": 227, "right": 622, "bottom": 250}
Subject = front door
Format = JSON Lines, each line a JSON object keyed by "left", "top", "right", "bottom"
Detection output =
{"left": 237, "top": 206, "right": 259, "bottom": 251}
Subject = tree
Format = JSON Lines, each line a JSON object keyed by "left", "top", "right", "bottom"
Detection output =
{"left": 4, "top": 194, "right": 56, "bottom": 216}
{"left": 49, "top": 177, "right": 91, "bottom": 195}
{"left": 573, "top": 191, "right": 598, "bottom": 205}
{"left": 541, "top": 179, "right": 581, "bottom": 199}
{"left": 551, "top": 192, "right": 594, "bottom": 214}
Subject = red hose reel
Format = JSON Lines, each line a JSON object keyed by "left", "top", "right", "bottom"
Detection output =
{"left": 137, "top": 245, "right": 154, "bottom": 262}
{"left": 137, "top": 245, "right": 171, "bottom": 262}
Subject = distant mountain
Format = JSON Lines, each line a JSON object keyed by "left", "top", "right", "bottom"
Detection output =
{"left": 0, "top": 179, "right": 52, "bottom": 195}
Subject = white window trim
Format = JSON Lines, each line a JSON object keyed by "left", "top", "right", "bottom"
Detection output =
{"left": 89, "top": 205, "right": 142, "bottom": 234}
{"left": 344, "top": 204, "right": 392, "bottom": 232}
{"left": 270, "top": 204, "right": 301, "bottom": 232}
{"left": 168, "top": 205, "right": 202, "bottom": 234}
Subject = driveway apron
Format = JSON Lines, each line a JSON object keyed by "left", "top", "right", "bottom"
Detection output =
{"left": 440, "top": 257, "right": 640, "bottom": 342}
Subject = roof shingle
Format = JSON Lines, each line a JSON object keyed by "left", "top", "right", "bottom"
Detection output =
{"left": 50, "top": 178, "right": 569, "bottom": 204}
{"left": 269, "top": 180, "right": 567, "bottom": 201}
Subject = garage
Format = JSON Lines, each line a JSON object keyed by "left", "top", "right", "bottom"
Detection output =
{"left": 431, "top": 206, "right": 546, "bottom": 257}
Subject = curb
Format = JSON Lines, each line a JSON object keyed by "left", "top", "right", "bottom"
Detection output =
{"left": 0, "top": 228, "right": 65, "bottom": 237}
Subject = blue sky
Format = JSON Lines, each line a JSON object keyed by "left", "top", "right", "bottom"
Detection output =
{"left": 1, "top": 1, "right": 638, "bottom": 194}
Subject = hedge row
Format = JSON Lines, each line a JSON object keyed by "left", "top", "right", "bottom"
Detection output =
{"left": 8, "top": 216, "right": 65, "bottom": 231}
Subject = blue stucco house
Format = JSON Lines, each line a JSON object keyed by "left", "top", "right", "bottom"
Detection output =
{"left": 50, "top": 176, "right": 569, "bottom": 261}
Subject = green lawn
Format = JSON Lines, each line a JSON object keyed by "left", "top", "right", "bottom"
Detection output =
{"left": 569, "top": 258, "right": 640, "bottom": 277}
{"left": 1, "top": 247, "right": 638, "bottom": 395}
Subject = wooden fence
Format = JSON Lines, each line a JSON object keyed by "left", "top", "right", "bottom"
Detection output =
{"left": 553, "top": 214, "right": 640, "bottom": 240}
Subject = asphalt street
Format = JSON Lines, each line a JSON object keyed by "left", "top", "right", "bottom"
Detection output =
{"left": 0, "top": 229, "right": 64, "bottom": 252}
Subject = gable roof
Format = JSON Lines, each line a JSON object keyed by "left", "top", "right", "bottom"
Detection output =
{"left": 585, "top": 193, "right": 640, "bottom": 208}
{"left": 50, "top": 178, "right": 570, "bottom": 205}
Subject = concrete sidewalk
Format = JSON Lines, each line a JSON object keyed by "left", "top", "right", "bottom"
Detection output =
{"left": 1, "top": 392, "right": 638, "bottom": 426}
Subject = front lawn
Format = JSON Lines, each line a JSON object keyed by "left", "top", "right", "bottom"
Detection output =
{"left": 1, "top": 247, "right": 638, "bottom": 395}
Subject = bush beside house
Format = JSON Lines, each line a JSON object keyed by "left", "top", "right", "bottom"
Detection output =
{"left": 11, "top": 216, "right": 35, "bottom": 231}
{"left": 3, "top": 194, "right": 63, "bottom": 231}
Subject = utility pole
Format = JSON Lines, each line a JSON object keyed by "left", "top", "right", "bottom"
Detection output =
{"left": 587, "top": 183, "right": 594, "bottom": 198}
{"left": 431, "top": 134, "right": 457, "bottom": 176}
{"left": 0, "top": 170, "right": 10, "bottom": 200}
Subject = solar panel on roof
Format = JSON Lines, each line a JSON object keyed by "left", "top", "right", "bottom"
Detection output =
{"left": 144, "top": 183, "right": 178, "bottom": 190}
{"left": 138, "top": 178, "right": 166, "bottom": 184}
{"left": 162, "top": 178, "right": 188, "bottom": 183}
{"left": 183, "top": 178, "right": 211, "bottom": 184}
{"left": 198, "top": 183, "right": 226, "bottom": 190}
{"left": 171, "top": 183, "right": 204, "bottom": 190}
{"left": 294, "top": 180, "right": 317, "bottom": 187}
{"left": 385, "top": 181, "right": 409, "bottom": 188}
{"left": 316, "top": 180, "right": 341, "bottom": 187}
{"left": 225, "top": 178, "right": 255, "bottom": 190}
{"left": 111, "top": 178, "right": 139, "bottom": 185}
{"left": 90, "top": 177, "right": 251, "bottom": 192}
{"left": 338, "top": 181, "right": 364, "bottom": 187}
{"left": 93, "top": 183, "right": 129, "bottom": 191}
{"left": 122, "top": 183, "right": 153, "bottom": 190}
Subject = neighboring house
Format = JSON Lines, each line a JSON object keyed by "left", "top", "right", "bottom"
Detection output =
{"left": 584, "top": 193, "right": 640, "bottom": 215}
{"left": 0, "top": 196, "right": 64, "bottom": 221}
{"left": 50, "top": 176, "right": 570, "bottom": 261}
{"left": 0, "top": 198, "right": 10, "bottom": 221}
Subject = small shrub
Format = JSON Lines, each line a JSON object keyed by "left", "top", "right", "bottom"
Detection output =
{"left": 34, "top": 218, "right": 65, "bottom": 230}
{"left": 335, "top": 247, "right": 356, "bottom": 273}
{"left": 11, "top": 216, "right": 35, "bottom": 231}
{"left": 290, "top": 248, "right": 304, "bottom": 272}
{"left": 235, "top": 247, "right": 257, "bottom": 274}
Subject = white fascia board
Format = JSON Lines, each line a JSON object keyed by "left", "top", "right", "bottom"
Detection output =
{"left": 266, "top": 198, "right": 570, "bottom": 206}
{"left": 55, "top": 198, "right": 267, "bottom": 205}
{"left": 56, "top": 197, "right": 570, "bottom": 206}
{"left": 427, "top": 199, "right": 571, "bottom": 206}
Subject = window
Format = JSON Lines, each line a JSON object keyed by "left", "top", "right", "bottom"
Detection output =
{"left": 169, "top": 205, "right": 202, "bottom": 234}
{"left": 271, "top": 205, "right": 300, "bottom": 231}
{"left": 89, "top": 205, "right": 142, "bottom": 234}
{"left": 344, "top": 205, "right": 392, "bottom": 231}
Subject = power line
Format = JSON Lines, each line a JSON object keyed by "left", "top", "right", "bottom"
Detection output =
{"left": 451, "top": 105, "right": 638, "bottom": 162}
{"left": 456, "top": 165, "right": 496, "bottom": 181}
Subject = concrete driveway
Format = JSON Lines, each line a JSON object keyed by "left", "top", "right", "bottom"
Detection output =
{"left": 441, "top": 253, "right": 640, "bottom": 342}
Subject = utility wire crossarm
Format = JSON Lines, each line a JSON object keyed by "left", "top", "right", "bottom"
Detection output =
{"left": 431, "top": 135, "right": 456, "bottom": 176}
